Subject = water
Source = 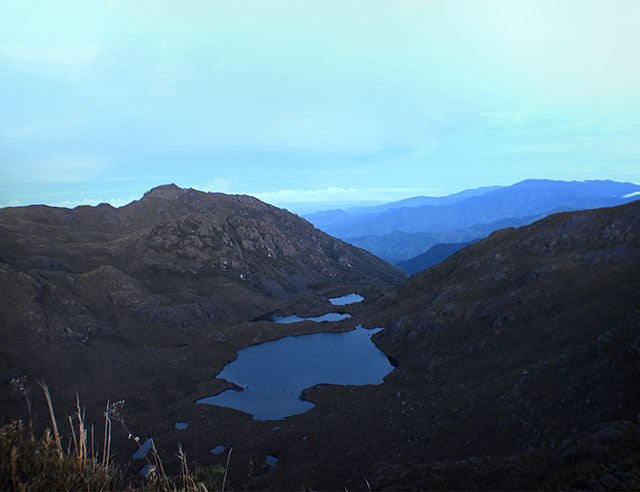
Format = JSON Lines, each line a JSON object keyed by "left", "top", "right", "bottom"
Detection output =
{"left": 197, "top": 325, "right": 394, "bottom": 420}
{"left": 265, "top": 455, "right": 278, "bottom": 468}
{"left": 133, "top": 438, "right": 152, "bottom": 459}
{"left": 271, "top": 312, "right": 351, "bottom": 324}
{"left": 329, "top": 293, "right": 364, "bottom": 305}
{"left": 175, "top": 422, "right": 188, "bottom": 430}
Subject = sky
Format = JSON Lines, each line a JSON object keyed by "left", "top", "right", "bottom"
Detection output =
{"left": 1, "top": 0, "right": 639, "bottom": 213}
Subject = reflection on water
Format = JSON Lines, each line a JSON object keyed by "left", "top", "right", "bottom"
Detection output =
{"left": 197, "top": 325, "right": 393, "bottom": 420}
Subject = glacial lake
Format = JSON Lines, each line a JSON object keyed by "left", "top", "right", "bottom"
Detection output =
{"left": 329, "top": 293, "right": 364, "bottom": 305}
{"left": 197, "top": 325, "right": 394, "bottom": 420}
{"left": 271, "top": 312, "right": 351, "bottom": 324}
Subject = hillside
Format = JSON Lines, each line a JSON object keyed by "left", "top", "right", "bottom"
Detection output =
{"left": 356, "top": 200, "right": 640, "bottom": 489}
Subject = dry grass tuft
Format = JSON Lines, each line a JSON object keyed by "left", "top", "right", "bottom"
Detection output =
{"left": 1, "top": 382, "right": 228, "bottom": 491}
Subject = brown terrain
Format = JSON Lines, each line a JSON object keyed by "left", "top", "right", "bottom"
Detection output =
{"left": 1, "top": 187, "right": 639, "bottom": 490}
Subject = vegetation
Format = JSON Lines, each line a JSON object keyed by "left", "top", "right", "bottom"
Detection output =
{"left": 0, "top": 381, "right": 230, "bottom": 491}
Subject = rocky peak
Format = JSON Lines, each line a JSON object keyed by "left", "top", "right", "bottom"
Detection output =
{"left": 142, "top": 184, "right": 189, "bottom": 200}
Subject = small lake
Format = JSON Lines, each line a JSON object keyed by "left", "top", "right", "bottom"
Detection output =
{"left": 329, "top": 293, "right": 364, "bottom": 305}
{"left": 271, "top": 312, "right": 351, "bottom": 324}
{"left": 197, "top": 325, "right": 393, "bottom": 420}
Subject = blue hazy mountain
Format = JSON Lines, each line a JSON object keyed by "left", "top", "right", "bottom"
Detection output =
{"left": 345, "top": 214, "right": 546, "bottom": 262}
{"left": 395, "top": 240, "right": 478, "bottom": 275}
{"left": 344, "top": 185, "right": 503, "bottom": 215}
{"left": 307, "top": 180, "right": 640, "bottom": 239}
{"left": 304, "top": 185, "right": 502, "bottom": 231}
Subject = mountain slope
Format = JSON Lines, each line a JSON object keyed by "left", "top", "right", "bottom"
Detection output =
{"left": 0, "top": 184, "right": 404, "bottom": 332}
{"left": 351, "top": 200, "right": 640, "bottom": 489}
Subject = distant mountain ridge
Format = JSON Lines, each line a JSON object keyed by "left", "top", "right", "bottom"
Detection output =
{"left": 304, "top": 179, "right": 640, "bottom": 262}
{"left": 304, "top": 184, "right": 502, "bottom": 230}
{"left": 346, "top": 213, "right": 547, "bottom": 262}
{"left": 395, "top": 240, "right": 478, "bottom": 275}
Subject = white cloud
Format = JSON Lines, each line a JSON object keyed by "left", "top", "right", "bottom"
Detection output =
{"left": 50, "top": 195, "right": 136, "bottom": 209}
{"left": 203, "top": 176, "right": 234, "bottom": 193}
{"left": 623, "top": 191, "right": 640, "bottom": 198}
{"left": 0, "top": 195, "right": 136, "bottom": 209}
{"left": 251, "top": 186, "right": 444, "bottom": 204}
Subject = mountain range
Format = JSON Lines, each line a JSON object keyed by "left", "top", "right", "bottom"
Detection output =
{"left": 1, "top": 183, "right": 639, "bottom": 490}
{"left": 305, "top": 179, "right": 640, "bottom": 264}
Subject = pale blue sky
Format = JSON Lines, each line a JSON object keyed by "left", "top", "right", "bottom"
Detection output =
{"left": 1, "top": 1, "right": 639, "bottom": 212}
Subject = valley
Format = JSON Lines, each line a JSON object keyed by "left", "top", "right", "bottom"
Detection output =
{"left": 1, "top": 183, "right": 639, "bottom": 490}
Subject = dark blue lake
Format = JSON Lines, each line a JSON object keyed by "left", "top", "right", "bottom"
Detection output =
{"left": 329, "top": 293, "right": 364, "bottom": 305}
{"left": 197, "top": 325, "right": 394, "bottom": 420}
{"left": 271, "top": 312, "right": 351, "bottom": 323}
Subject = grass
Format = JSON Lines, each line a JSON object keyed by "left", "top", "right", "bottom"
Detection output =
{"left": 1, "top": 380, "right": 230, "bottom": 491}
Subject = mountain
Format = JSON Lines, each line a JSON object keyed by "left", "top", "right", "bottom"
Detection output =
{"left": 395, "top": 240, "right": 477, "bottom": 275}
{"left": 303, "top": 184, "right": 501, "bottom": 230}
{"left": 2, "top": 185, "right": 639, "bottom": 490}
{"left": 347, "top": 185, "right": 503, "bottom": 214}
{"left": 0, "top": 183, "right": 403, "bottom": 317}
{"left": 312, "top": 179, "right": 640, "bottom": 239}
{"left": 345, "top": 213, "right": 546, "bottom": 262}
{"left": 0, "top": 183, "right": 405, "bottom": 351}
{"left": 346, "top": 200, "right": 639, "bottom": 489}
{"left": 0, "top": 185, "right": 404, "bottom": 460}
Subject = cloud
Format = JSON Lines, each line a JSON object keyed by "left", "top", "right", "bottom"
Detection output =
{"left": 0, "top": 195, "right": 137, "bottom": 209}
{"left": 251, "top": 186, "right": 444, "bottom": 204}
{"left": 50, "top": 195, "right": 136, "bottom": 209}
{"left": 203, "top": 176, "right": 234, "bottom": 193}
